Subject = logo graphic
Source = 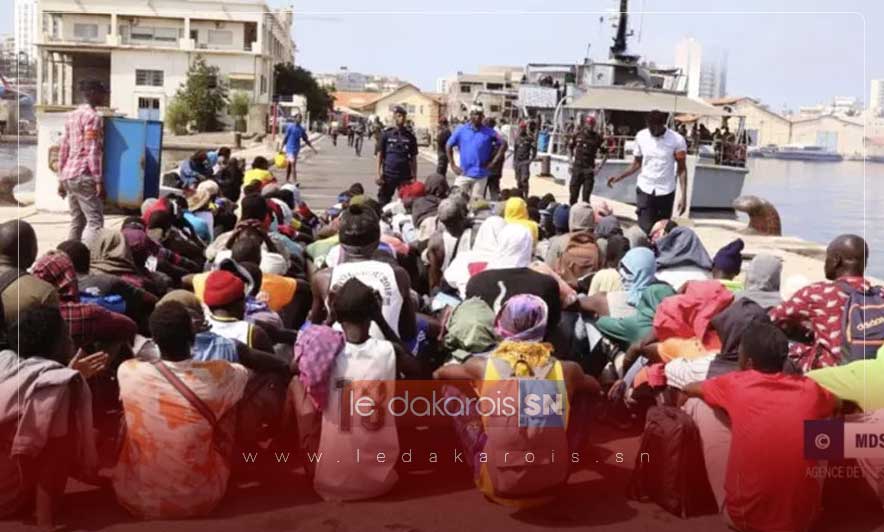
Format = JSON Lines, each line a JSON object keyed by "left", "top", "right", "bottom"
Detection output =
{"left": 804, "top": 420, "right": 844, "bottom": 460}
{"left": 518, "top": 380, "right": 565, "bottom": 428}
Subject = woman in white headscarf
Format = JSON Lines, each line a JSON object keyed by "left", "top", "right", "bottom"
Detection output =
{"left": 465, "top": 224, "right": 563, "bottom": 331}
{"left": 443, "top": 216, "right": 506, "bottom": 297}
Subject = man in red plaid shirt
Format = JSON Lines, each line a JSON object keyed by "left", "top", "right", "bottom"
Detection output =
{"left": 58, "top": 80, "right": 107, "bottom": 244}
{"left": 769, "top": 234, "right": 870, "bottom": 371}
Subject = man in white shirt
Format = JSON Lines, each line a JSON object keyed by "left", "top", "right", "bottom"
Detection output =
{"left": 607, "top": 110, "right": 688, "bottom": 234}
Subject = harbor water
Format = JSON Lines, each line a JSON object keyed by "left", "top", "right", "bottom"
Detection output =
{"left": 2, "top": 143, "right": 882, "bottom": 277}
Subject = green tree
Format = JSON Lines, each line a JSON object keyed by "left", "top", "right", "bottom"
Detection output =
{"left": 274, "top": 63, "right": 333, "bottom": 121}
{"left": 164, "top": 97, "right": 190, "bottom": 135}
{"left": 229, "top": 91, "right": 250, "bottom": 132}
{"left": 175, "top": 55, "right": 228, "bottom": 132}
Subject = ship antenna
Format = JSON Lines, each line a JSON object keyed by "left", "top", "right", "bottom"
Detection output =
{"left": 610, "top": 0, "right": 629, "bottom": 58}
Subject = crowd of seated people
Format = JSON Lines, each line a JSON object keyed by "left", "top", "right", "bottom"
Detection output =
{"left": 0, "top": 150, "right": 882, "bottom": 530}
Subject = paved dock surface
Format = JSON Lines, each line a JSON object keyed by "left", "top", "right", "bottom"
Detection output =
{"left": 1, "top": 137, "right": 882, "bottom": 531}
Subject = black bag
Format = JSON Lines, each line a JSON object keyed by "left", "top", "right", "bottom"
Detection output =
{"left": 628, "top": 405, "right": 718, "bottom": 518}
{"left": 0, "top": 268, "right": 26, "bottom": 350}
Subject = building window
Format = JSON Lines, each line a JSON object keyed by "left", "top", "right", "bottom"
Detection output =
{"left": 486, "top": 83, "right": 503, "bottom": 90}
{"left": 260, "top": 75, "right": 267, "bottom": 94}
{"left": 129, "top": 26, "right": 178, "bottom": 43}
{"left": 135, "top": 69, "right": 164, "bottom": 87}
{"left": 230, "top": 78, "right": 254, "bottom": 91}
{"left": 489, "top": 104, "right": 501, "bottom": 113}
{"left": 208, "top": 30, "right": 233, "bottom": 46}
{"left": 419, "top": 105, "right": 424, "bottom": 115}
{"left": 73, "top": 23, "right": 99, "bottom": 41}
{"left": 460, "top": 84, "right": 471, "bottom": 94}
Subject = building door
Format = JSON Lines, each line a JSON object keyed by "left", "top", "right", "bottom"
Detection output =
{"left": 816, "top": 131, "right": 838, "bottom": 151}
{"left": 137, "top": 97, "right": 160, "bottom": 121}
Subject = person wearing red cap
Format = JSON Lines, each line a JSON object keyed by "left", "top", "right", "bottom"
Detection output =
{"left": 203, "top": 269, "right": 273, "bottom": 352}
{"left": 512, "top": 120, "right": 537, "bottom": 197}
{"left": 568, "top": 114, "right": 608, "bottom": 205}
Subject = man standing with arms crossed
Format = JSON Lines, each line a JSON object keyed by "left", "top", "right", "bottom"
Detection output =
{"left": 568, "top": 114, "right": 607, "bottom": 205}
{"left": 607, "top": 110, "right": 688, "bottom": 234}
{"left": 57, "top": 80, "right": 107, "bottom": 244}
{"left": 446, "top": 104, "right": 507, "bottom": 200}
{"left": 512, "top": 120, "right": 537, "bottom": 198}
{"left": 282, "top": 113, "right": 317, "bottom": 183}
{"left": 376, "top": 106, "right": 418, "bottom": 207}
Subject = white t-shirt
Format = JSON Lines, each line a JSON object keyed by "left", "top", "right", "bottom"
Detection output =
{"left": 329, "top": 260, "right": 404, "bottom": 339}
{"left": 314, "top": 337, "right": 398, "bottom": 501}
{"left": 633, "top": 128, "right": 687, "bottom": 195}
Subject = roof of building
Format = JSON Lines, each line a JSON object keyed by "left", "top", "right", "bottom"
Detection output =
{"left": 569, "top": 86, "right": 726, "bottom": 116}
{"left": 336, "top": 84, "right": 443, "bottom": 111}
{"left": 331, "top": 91, "right": 383, "bottom": 110}
{"left": 456, "top": 73, "right": 511, "bottom": 84}
{"left": 790, "top": 114, "right": 864, "bottom": 127}
{"left": 705, "top": 96, "right": 757, "bottom": 106}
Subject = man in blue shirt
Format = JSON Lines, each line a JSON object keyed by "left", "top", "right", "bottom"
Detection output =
{"left": 445, "top": 104, "right": 507, "bottom": 199}
{"left": 282, "top": 114, "right": 317, "bottom": 183}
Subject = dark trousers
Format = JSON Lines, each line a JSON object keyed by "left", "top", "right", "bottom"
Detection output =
{"left": 436, "top": 154, "right": 449, "bottom": 177}
{"left": 514, "top": 161, "right": 531, "bottom": 197}
{"left": 485, "top": 172, "right": 501, "bottom": 201}
{"left": 378, "top": 178, "right": 401, "bottom": 207}
{"left": 569, "top": 167, "right": 594, "bottom": 205}
{"left": 635, "top": 187, "right": 676, "bottom": 234}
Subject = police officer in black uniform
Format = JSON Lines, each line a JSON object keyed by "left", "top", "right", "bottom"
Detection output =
{"left": 376, "top": 106, "right": 418, "bottom": 206}
{"left": 512, "top": 120, "right": 537, "bottom": 198}
{"left": 568, "top": 114, "right": 608, "bottom": 205}
{"left": 435, "top": 117, "right": 451, "bottom": 177}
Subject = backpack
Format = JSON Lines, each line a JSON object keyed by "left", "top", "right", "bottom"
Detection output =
{"left": 479, "top": 357, "right": 570, "bottom": 500}
{"left": 0, "top": 269, "right": 26, "bottom": 350}
{"left": 555, "top": 231, "right": 600, "bottom": 289}
{"left": 628, "top": 405, "right": 718, "bottom": 518}
{"left": 839, "top": 281, "right": 884, "bottom": 362}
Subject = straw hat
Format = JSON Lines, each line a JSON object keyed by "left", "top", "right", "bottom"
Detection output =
{"left": 187, "top": 180, "right": 219, "bottom": 211}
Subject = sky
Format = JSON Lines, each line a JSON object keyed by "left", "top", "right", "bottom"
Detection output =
{"left": 6, "top": 0, "right": 880, "bottom": 110}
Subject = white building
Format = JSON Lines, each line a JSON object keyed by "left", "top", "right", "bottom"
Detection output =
{"left": 317, "top": 67, "right": 404, "bottom": 93}
{"left": 15, "top": 0, "right": 39, "bottom": 61}
{"left": 35, "top": 0, "right": 295, "bottom": 132}
{"left": 674, "top": 37, "right": 727, "bottom": 99}
{"left": 870, "top": 80, "right": 884, "bottom": 115}
{"left": 446, "top": 66, "right": 523, "bottom": 121}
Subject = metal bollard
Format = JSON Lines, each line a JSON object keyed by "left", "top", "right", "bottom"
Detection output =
{"left": 234, "top": 132, "right": 242, "bottom": 149}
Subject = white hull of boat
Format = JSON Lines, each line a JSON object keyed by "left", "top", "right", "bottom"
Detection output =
{"left": 531, "top": 154, "right": 748, "bottom": 211}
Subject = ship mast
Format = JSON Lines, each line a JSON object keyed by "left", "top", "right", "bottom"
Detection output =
{"left": 609, "top": 0, "right": 629, "bottom": 59}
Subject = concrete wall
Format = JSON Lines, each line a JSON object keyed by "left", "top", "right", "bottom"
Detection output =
{"left": 791, "top": 116, "right": 864, "bottom": 156}
{"left": 737, "top": 101, "right": 792, "bottom": 146}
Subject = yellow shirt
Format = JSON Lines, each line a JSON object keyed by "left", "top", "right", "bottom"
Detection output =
{"left": 243, "top": 168, "right": 274, "bottom": 189}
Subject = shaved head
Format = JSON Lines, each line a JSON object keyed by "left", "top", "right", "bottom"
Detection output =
{"left": 0, "top": 220, "right": 38, "bottom": 269}
{"left": 825, "top": 234, "right": 868, "bottom": 280}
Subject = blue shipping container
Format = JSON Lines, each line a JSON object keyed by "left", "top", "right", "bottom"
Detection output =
{"left": 103, "top": 117, "right": 163, "bottom": 210}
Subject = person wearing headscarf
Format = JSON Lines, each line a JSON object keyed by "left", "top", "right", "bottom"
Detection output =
{"left": 294, "top": 324, "right": 345, "bottom": 410}
{"left": 734, "top": 254, "right": 783, "bottom": 309}
{"left": 442, "top": 297, "right": 499, "bottom": 362}
{"left": 654, "top": 226, "right": 713, "bottom": 291}
{"left": 545, "top": 201, "right": 594, "bottom": 267}
{"left": 503, "top": 197, "right": 539, "bottom": 243}
{"left": 88, "top": 228, "right": 167, "bottom": 296}
{"left": 443, "top": 216, "right": 506, "bottom": 298}
{"left": 711, "top": 238, "right": 745, "bottom": 292}
{"left": 434, "top": 294, "right": 601, "bottom": 509}
{"left": 593, "top": 214, "right": 622, "bottom": 259}
{"left": 466, "top": 224, "right": 562, "bottom": 335}
{"left": 591, "top": 248, "right": 677, "bottom": 348}
{"left": 31, "top": 251, "right": 137, "bottom": 350}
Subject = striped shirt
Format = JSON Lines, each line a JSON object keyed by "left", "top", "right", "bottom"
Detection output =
{"left": 58, "top": 104, "right": 103, "bottom": 182}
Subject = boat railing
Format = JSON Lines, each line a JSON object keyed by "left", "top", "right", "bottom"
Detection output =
{"left": 536, "top": 132, "right": 747, "bottom": 168}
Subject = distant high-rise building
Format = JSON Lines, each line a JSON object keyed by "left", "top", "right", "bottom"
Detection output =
{"left": 870, "top": 80, "right": 884, "bottom": 113}
{"left": 14, "top": 0, "right": 38, "bottom": 61}
{"left": 674, "top": 37, "right": 727, "bottom": 99}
